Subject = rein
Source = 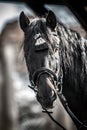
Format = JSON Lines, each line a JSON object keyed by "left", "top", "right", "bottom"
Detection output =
{"left": 58, "top": 92, "right": 87, "bottom": 130}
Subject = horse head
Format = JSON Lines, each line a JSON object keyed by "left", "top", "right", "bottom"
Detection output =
{"left": 19, "top": 11, "right": 61, "bottom": 109}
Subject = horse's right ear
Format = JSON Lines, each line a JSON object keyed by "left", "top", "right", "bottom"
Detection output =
{"left": 46, "top": 10, "right": 57, "bottom": 30}
{"left": 19, "top": 11, "right": 30, "bottom": 32}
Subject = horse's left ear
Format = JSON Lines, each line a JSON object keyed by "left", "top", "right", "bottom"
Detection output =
{"left": 19, "top": 11, "right": 30, "bottom": 32}
{"left": 46, "top": 10, "right": 57, "bottom": 30}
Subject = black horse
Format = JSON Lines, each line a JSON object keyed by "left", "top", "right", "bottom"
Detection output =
{"left": 19, "top": 11, "right": 87, "bottom": 130}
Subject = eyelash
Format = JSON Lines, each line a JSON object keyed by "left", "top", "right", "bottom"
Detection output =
{"left": 53, "top": 34, "right": 57, "bottom": 36}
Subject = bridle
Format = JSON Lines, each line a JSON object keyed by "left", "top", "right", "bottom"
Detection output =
{"left": 28, "top": 66, "right": 87, "bottom": 130}
{"left": 28, "top": 67, "right": 66, "bottom": 130}
{"left": 28, "top": 67, "right": 63, "bottom": 94}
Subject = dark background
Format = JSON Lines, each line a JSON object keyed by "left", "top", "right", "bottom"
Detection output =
{"left": 0, "top": 0, "right": 87, "bottom": 31}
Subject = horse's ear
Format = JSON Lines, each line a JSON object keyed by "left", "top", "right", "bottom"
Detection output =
{"left": 19, "top": 11, "right": 30, "bottom": 32}
{"left": 46, "top": 10, "right": 57, "bottom": 30}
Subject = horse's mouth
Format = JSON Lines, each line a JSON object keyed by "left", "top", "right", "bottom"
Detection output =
{"left": 41, "top": 101, "right": 54, "bottom": 109}
{"left": 37, "top": 91, "right": 57, "bottom": 109}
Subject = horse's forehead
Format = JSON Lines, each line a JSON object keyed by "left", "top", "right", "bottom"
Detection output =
{"left": 30, "top": 18, "right": 45, "bottom": 28}
{"left": 28, "top": 18, "right": 59, "bottom": 46}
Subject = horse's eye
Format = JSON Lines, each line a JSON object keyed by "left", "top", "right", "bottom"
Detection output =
{"left": 35, "top": 43, "right": 49, "bottom": 52}
{"left": 51, "top": 32, "right": 57, "bottom": 37}
{"left": 53, "top": 34, "right": 57, "bottom": 36}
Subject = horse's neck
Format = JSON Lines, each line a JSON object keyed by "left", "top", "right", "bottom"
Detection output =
{"left": 62, "top": 37, "right": 87, "bottom": 88}
{"left": 59, "top": 24, "right": 87, "bottom": 113}
{"left": 59, "top": 24, "right": 87, "bottom": 86}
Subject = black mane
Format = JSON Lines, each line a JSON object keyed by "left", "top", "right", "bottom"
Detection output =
{"left": 57, "top": 21, "right": 87, "bottom": 124}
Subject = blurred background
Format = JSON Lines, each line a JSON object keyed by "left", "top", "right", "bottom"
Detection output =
{"left": 0, "top": 1, "right": 87, "bottom": 130}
